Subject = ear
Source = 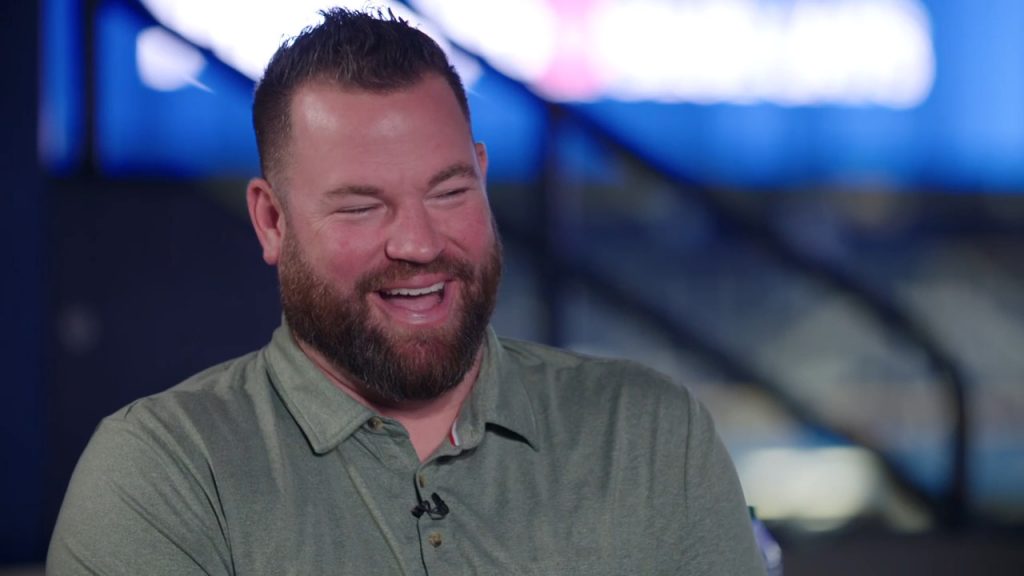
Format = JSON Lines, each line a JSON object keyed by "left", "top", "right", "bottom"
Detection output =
{"left": 246, "top": 177, "right": 286, "bottom": 266}
{"left": 475, "top": 141, "right": 489, "bottom": 181}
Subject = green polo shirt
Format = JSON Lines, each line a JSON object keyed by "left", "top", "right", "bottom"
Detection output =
{"left": 48, "top": 325, "right": 765, "bottom": 575}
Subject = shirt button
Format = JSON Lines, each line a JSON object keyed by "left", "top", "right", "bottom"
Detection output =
{"left": 417, "top": 473, "right": 427, "bottom": 488}
{"left": 367, "top": 417, "right": 384, "bottom": 431}
{"left": 427, "top": 532, "right": 443, "bottom": 548}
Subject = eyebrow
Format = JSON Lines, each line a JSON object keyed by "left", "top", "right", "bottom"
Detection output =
{"left": 321, "top": 162, "right": 478, "bottom": 201}
{"left": 427, "top": 162, "right": 478, "bottom": 189}
{"left": 322, "top": 183, "right": 383, "bottom": 200}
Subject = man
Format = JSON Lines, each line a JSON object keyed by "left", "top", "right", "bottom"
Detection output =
{"left": 48, "top": 8, "right": 765, "bottom": 575}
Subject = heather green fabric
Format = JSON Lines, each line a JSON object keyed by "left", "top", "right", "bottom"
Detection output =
{"left": 48, "top": 325, "right": 765, "bottom": 575}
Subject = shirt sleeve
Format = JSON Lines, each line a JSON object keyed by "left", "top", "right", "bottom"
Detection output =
{"left": 676, "top": 392, "right": 767, "bottom": 575}
{"left": 47, "top": 410, "right": 233, "bottom": 576}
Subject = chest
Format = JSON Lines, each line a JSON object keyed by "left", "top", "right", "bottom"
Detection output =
{"left": 213, "top": 435, "right": 680, "bottom": 575}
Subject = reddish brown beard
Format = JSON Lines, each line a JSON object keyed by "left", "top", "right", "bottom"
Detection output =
{"left": 279, "top": 233, "right": 502, "bottom": 406}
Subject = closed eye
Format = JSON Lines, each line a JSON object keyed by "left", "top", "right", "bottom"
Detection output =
{"left": 336, "top": 204, "right": 380, "bottom": 215}
{"left": 434, "top": 188, "right": 468, "bottom": 200}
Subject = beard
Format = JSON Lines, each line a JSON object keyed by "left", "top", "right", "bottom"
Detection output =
{"left": 278, "top": 231, "right": 502, "bottom": 406}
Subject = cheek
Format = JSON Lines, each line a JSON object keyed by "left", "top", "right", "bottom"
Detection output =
{"left": 309, "top": 228, "right": 381, "bottom": 282}
{"left": 448, "top": 203, "right": 496, "bottom": 255}
{"left": 472, "top": 221, "right": 498, "bottom": 257}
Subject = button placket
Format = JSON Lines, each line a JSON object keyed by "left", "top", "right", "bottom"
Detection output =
{"left": 359, "top": 417, "right": 422, "bottom": 472}
{"left": 415, "top": 461, "right": 457, "bottom": 572}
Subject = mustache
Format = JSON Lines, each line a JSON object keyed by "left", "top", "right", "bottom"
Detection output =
{"left": 355, "top": 254, "right": 476, "bottom": 294}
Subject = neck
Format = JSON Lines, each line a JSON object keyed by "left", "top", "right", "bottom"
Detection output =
{"left": 296, "top": 339, "right": 482, "bottom": 462}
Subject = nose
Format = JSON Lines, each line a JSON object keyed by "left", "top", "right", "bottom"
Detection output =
{"left": 385, "top": 204, "right": 444, "bottom": 264}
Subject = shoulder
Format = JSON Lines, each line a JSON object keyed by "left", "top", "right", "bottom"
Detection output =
{"left": 495, "top": 336, "right": 697, "bottom": 428}
{"left": 47, "top": 357, "right": 262, "bottom": 576}
{"left": 68, "top": 348, "right": 277, "bottom": 522}
{"left": 112, "top": 350, "right": 264, "bottom": 422}
{"left": 96, "top": 349, "right": 273, "bottom": 462}
{"left": 498, "top": 337, "right": 685, "bottom": 395}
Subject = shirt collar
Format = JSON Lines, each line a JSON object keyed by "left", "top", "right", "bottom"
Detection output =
{"left": 457, "top": 327, "right": 540, "bottom": 451}
{"left": 264, "top": 324, "right": 373, "bottom": 455}
{"left": 264, "top": 324, "right": 539, "bottom": 455}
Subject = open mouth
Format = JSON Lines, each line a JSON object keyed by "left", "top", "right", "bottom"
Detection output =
{"left": 377, "top": 281, "right": 446, "bottom": 313}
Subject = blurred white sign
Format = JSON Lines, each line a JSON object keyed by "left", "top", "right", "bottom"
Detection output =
{"left": 139, "top": 0, "right": 934, "bottom": 108}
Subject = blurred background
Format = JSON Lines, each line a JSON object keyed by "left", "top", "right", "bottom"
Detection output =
{"left": 3, "top": 0, "right": 1023, "bottom": 573}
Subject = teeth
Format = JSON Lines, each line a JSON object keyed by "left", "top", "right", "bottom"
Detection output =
{"left": 382, "top": 282, "right": 444, "bottom": 297}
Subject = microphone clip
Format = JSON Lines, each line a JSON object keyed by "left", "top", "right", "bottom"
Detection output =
{"left": 411, "top": 492, "right": 450, "bottom": 520}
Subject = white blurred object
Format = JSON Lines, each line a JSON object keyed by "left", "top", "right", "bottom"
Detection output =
{"left": 737, "top": 446, "right": 881, "bottom": 530}
{"left": 137, "top": 0, "right": 934, "bottom": 107}
{"left": 137, "top": 0, "right": 480, "bottom": 86}
{"left": 136, "top": 26, "right": 209, "bottom": 92}
{"left": 414, "top": 0, "right": 934, "bottom": 107}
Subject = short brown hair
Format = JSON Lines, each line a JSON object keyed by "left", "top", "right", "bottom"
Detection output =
{"left": 252, "top": 8, "right": 470, "bottom": 184}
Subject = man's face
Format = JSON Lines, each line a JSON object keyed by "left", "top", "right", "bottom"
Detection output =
{"left": 269, "top": 75, "right": 501, "bottom": 405}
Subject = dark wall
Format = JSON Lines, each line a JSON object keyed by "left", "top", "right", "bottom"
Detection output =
{"left": 1, "top": 0, "right": 46, "bottom": 563}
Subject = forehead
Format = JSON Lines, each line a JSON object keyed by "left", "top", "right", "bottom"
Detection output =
{"left": 292, "top": 76, "right": 470, "bottom": 150}
{"left": 279, "top": 75, "right": 475, "bottom": 194}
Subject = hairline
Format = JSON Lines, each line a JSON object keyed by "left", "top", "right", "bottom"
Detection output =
{"left": 266, "top": 72, "right": 475, "bottom": 204}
